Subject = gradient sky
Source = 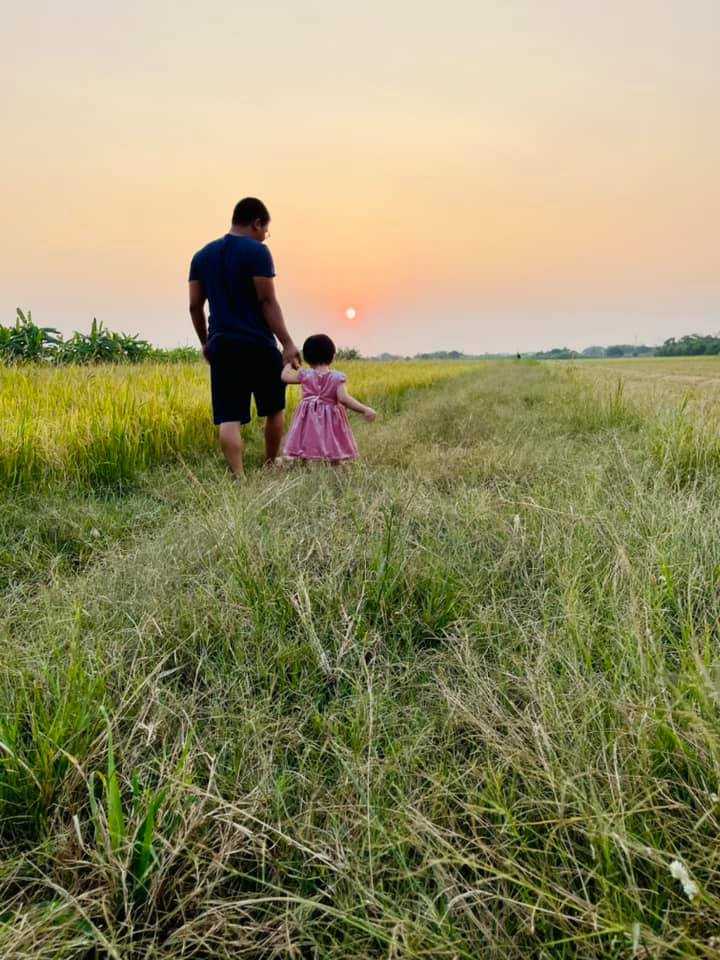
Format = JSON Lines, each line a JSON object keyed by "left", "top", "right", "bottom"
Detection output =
{"left": 2, "top": 0, "right": 718, "bottom": 354}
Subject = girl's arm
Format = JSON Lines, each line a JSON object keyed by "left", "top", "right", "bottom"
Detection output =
{"left": 337, "top": 383, "right": 376, "bottom": 421}
{"left": 281, "top": 363, "right": 303, "bottom": 384}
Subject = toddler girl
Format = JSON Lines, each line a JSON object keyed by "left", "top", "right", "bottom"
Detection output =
{"left": 282, "top": 334, "right": 376, "bottom": 463}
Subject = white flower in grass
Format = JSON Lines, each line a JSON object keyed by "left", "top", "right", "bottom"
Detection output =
{"left": 669, "top": 859, "right": 699, "bottom": 901}
{"left": 512, "top": 514, "right": 521, "bottom": 533}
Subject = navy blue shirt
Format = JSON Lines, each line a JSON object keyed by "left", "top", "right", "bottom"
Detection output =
{"left": 188, "top": 235, "right": 276, "bottom": 349}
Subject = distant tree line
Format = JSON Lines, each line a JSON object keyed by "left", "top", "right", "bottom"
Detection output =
{"left": 360, "top": 350, "right": 471, "bottom": 361}
{"left": 343, "top": 340, "right": 720, "bottom": 361}
{"left": 532, "top": 337, "right": 720, "bottom": 360}
{"left": 655, "top": 334, "right": 720, "bottom": 356}
{"left": 373, "top": 337, "right": 720, "bottom": 362}
{"left": 532, "top": 344, "right": 655, "bottom": 360}
{"left": 374, "top": 350, "right": 507, "bottom": 361}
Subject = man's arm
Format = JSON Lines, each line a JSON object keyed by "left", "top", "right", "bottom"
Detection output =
{"left": 254, "top": 276, "right": 300, "bottom": 367}
{"left": 189, "top": 280, "right": 209, "bottom": 360}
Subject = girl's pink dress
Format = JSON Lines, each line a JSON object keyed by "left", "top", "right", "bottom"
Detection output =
{"left": 284, "top": 369, "right": 359, "bottom": 461}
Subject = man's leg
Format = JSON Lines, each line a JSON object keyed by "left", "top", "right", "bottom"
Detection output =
{"left": 211, "top": 348, "right": 249, "bottom": 478}
{"left": 264, "top": 410, "right": 284, "bottom": 463}
{"left": 218, "top": 421, "right": 244, "bottom": 477}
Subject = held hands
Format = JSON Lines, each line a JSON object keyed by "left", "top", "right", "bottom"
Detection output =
{"left": 363, "top": 406, "right": 377, "bottom": 422}
{"left": 283, "top": 342, "right": 302, "bottom": 369}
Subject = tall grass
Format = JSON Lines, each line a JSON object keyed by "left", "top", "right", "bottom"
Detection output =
{"left": 650, "top": 406, "right": 720, "bottom": 488}
{"left": 2, "top": 361, "right": 720, "bottom": 957}
{"left": 0, "top": 360, "right": 479, "bottom": 490}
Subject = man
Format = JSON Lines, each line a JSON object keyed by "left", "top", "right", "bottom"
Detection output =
{"left": 188, "top": 197, "right": 300, "bottom": 477}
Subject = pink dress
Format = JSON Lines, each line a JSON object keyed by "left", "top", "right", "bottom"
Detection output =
{"left": 284, "top": 369, "right": 359, "bottom": 461}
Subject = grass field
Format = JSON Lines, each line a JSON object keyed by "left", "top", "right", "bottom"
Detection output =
{"left": 2, "top": 358, "right": 720, "bottom": 958}
{"left": 583, "top": 356, "right": 720, "bottom": 381}
{"left": 0, "top": 360, "right": 479, "bottom": 490}
{"left": 579, "top": 356, "right": 720, "bottom": 408}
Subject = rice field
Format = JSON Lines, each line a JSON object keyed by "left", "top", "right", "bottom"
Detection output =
{"left": 2, "top": 357, "right": 720, "bottom": 959}
{"left": 575, "top": 355, "right": 720, "bottom": 409}
{"left": 0, "top": 359, "right": 479, "bottom": 489}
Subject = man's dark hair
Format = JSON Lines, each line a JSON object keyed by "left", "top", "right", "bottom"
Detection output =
{"left": 232, "top": 197, "right": 270, "bottom": 226}
{"left": 302, "top": 334, "right": 336, "bottom": 366}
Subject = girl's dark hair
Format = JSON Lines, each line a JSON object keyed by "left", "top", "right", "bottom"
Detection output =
{"left": 302, "top": 334, "right": 336, "bottom": 365}
{"left": 232, "top": 197, "right": 270, "bottom": 226}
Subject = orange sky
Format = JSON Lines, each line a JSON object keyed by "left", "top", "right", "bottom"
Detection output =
{"left": 2, "top": 0, "right": 718, "bottom": 353}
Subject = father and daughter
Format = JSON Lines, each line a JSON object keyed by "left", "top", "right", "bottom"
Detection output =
{"left": 189, "top": 196, "right": 376, "bottom": 475}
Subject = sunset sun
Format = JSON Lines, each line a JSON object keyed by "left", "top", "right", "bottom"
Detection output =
{"left": 345, "top": 307, "right": 356, "bottom": 321}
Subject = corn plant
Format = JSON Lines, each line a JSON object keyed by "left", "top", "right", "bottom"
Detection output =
{"left": 54, "top": 318, "right": 153, "bottom": 364}
{"left": 1, "top": 311, "right": 158, "bottom": 365}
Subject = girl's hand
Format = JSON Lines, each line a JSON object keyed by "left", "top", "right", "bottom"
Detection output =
{"left": 363, "top": 406, "right": 377, "bottom": 422}
{"left": 281, "top": 362, "right": 303, "bottom": 384}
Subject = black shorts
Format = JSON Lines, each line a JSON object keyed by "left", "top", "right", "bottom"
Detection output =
{"left": 208, "top": 341, "right": 285, "bottom": 425}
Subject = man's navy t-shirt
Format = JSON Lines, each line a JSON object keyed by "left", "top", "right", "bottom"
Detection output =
{"left": 188, "top": 235, "right": 276, "bottom": 350}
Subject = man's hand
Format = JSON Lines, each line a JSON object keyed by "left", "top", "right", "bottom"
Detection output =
{"left": 202, "top": 343, "right": 211, "bottom": 363}
{"left": 282, "top": 342, "right": 301, "bottom": 368}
